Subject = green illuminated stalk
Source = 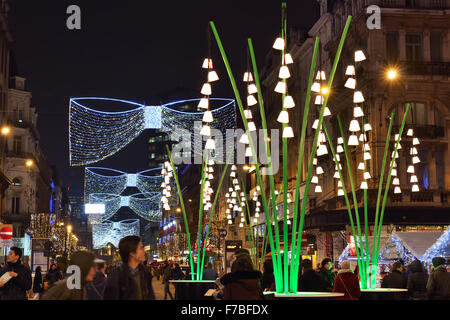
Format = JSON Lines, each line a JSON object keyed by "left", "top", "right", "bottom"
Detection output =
{"left": 281, "top": 2, "right": 289, "bottom": 292}
{"left": 370, "top": 112, "right": 395, "bottom": 288}
{"left": 372, "top": 103, "right": 411, "bottom": 288}
{"left": 293, "top": 16, "right": 353, "bottom": 293}
{"left": 199, "top": 162, "right": 230, "bottom": 280}
{"left": 210, "top": 21, "right": 282, "bottom": 290}
{"left": 166, "top": 146, "right": 195, "bottom": 280}
{"left": 248, "top": 38, "right": 284, "bottom": 289}
{"left": 289, "top": 36, "right": 320, "bottom": 292}
{"left": 196, "top": 153, "right": 209, "bottom": 280}
{"left": 337, "top": 116, "right": 367, "bottom": 286}
{"left": 361, "top": 117, "right": 370, "bottom": 286}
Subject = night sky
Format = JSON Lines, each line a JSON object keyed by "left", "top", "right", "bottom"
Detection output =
{"left": 8, "top": 0, "right": 318, "bottom": 196}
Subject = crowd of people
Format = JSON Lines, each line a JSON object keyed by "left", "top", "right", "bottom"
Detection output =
{"left": 0, "top": 237, "right": 449, "bottom": 300}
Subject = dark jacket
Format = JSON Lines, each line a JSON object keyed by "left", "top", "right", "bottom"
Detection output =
{"left": 0, "top": 260, "right": 32, "bottom": 300}
{"left": 202, "top": 267, "right": 218, "bottom": 281}
{"left": 298, "top": 269, "right": 329, "bottom": 292}
{"left": 407, "top": 261, "right": 428, "bottom": 300}
{"left": 332, "top": 270, "right": 361, "bottom": 300}
{"left": 381, "top": 269, "right": 407, "bottom": 300}
{"left": 426, "top": 265, "right": 450, "bottom": 300}
{"left": 261, "top": 272, "right": 275, "bottom": 291}
{"left": 86, "top": 272, "right": 107, "bottom": 300}
{"left": 319, "top": 268, "right": 335, "bottom": 291}
{"left": 171, "top": 267, "right": 185, "bottom": 280}
{"left": 162, "top": 265, "right": 172, "bottom": 283}
{"left": 103, "top": 264, "right": 155, "bottom": 300}
{"left": 33, "top": 269, "right": 43, "bottom": 294}
{"left": 46, "top": 268, "right": 62, "bottom": 286}
{"left": 41, "top": 279, "right": 86, "bottom": 300}
{"left": 221, "top": 270, "right": 263, "bottom": 300}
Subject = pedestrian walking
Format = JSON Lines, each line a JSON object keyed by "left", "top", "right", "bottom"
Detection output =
{"left": 103, "top": 236, "right": 155, "bottom": 300}
{"left": 381, "top": 261, "right": 407, "bottom": 300}
{"left": 332, "top": 260, "right": 361, "bottom": 300}
{"left": 407, "top": 260, "right": 428, "bottom": 300}
{"left": 86, "top": 259, "right": 107, "bottom": 300}
{"left": 319, "top": 258, "right": 335, "bottom": 291}
{"left": 41, "top": 251, "right": 96, "bottom": 300}
{"left": 32, "top": 266, "right": 44, "bottom": 299}
{"left": 427, "top": 257, "right": 450, "bottom": 300}
{"left": 202, "top": 262, "right": 218, "bottom": 281}
{"left": 220, "top": 254, "right": 262, "bottom": 300}
{"left": 261, "top": 260, "right": 275, "bottom": 291}
{"left": 45, "top": 263, "right": 62, "bottom": 287}
{"left": 163, "top": 261, "right": 173, "bottom": 300}
{"left": 298, "top": 259, "right": 329, "bottom": 292}
{"left": 0, "top": 247, "right": 32, "bottom": 300}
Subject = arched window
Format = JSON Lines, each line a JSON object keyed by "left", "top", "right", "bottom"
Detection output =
{"left": 405, "top": 102, "right": 427, "bottom": 126}
{"left": 12, "top": 178, "right": 21, "bottom": 186}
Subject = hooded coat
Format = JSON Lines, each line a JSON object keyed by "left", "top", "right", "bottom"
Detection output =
{"left": 220, "top": 270, "right": 263, "bottom": 300}
{"left": 0, "top": 260, "right": 32, "bottom": 300}
{"left": 427, "top": 265, "right": 450, "bottom": 300}
{"left": 298, "top": 269, "right": 329, "bottom": 292}
{"left": 407, "top": 260, "right": 428, "bottom": 300}
{"left": 381, "top": 269, "right": 407, "bottom": 300}
{"left": 332, "top": 269, "right": 361, "bottom": 300}
{"left": 86, "top": 272, "right": 107, "bottom": 300}
{"left": 41, "top": 251, "right": 95, "bottom": 300}
{"left": 103, "top": 263, "right": 155, "bottom": 300}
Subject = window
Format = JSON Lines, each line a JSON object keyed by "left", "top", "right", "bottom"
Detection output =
{"left": 12, "top": 197, "right": 20, "bottom": 214}
{"left": 13, "top": 136, "right": 22, "bottom": 153}
{"left": 18, "top": 109, "right": 24, "bottom": 123}
{"left": 386, "top": 32, "right": 399, "bottom": 62}
{"left": 433, "top": 106, "right": 443, "bottom": 127}
{"left": 406, "top": 33, "right": 423, "bottom": 62}
{"left": 405, "top": 102, "right": 427, "bottom": 126}
{"left": 416, "top": 150, "right": 429, "bottom": 190}
{"left": 436, "top": 149, "right": 445, "bottom": 189}
{"left": 430, "top": 33, "right": 442, "bottom": 62}
{"left": 12, "top": 178, "right": 21, "bottom": 186}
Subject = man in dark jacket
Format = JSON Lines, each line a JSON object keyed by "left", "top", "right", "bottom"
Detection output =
{"left": 203, "top": 262, "right": 218, "bottom": 280}
{"left": 407, "top": 260, "right": 428, "bottom": 300}
{"left": 46, "top": 263, "right": 62, "bottom": 287}
{"left": 0, "top": 247, "right": 32, "bottom": 300}
{"left": 162, "top": 261, "right": 173, "bottom": 300}
{"left": 298, "top": 259, "right": 329, "bottom": 292}
{"left": 382, "top": 261, "right": 407, "bottom": 300}
{"left": 427, "top": 257, "right": 450, "bottom": 300}
{"left": 103, "top": 236, "right": 155, "bottom": 300}
{"left": 86, "top": 259, "right": 107, "bottom": 300}
{"left": 318, "top": 258, "right": 335, "bottom": 291}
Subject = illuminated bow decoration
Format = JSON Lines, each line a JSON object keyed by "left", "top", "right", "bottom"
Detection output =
{"left": 92, "top": 219, "right": 140, "bottom": 249}
{"left": 88, "top": 193, "right": 162, "bottom": 222}
{"left": 69, "top": 97, "right": 236, "bottom": 166}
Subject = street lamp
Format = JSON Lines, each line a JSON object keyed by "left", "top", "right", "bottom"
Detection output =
{"left": 1, "top": 127, "right": 10, "bottom": 135}
{"left": 386, "top": 68, "right": 398, "bottom": 81}
{"left": 25, "top": 159, "right": 34, "bottom": 167}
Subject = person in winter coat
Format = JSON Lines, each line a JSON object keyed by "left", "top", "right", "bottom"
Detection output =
{"left": 427, "top": 257, "right": 450, "bottom": 300}
{"left": 381, "top": 261, "right": 407, "bottom": 300}
{"left": 86, "top": 259, "right": 107, "bottom": 300}
{"left": 104, "top": 236, "right": 155, "bottom": 300}
{"left": 261, "top": 260, "right": 275, "bottom": 291}
{"left": 0, "top": 247, "right": 32, "bottom": 300}
{"left": 32, "top": 266, "right": 44, "bottom": 299}
{"left": 298, "top": 259, "right": 329, "bottom": 292}
{"left": 319, "top": 258, "right": 335, "bottom": 291}
{"left": 41, "top": 251, "right": 96, "bottom": 300}
{"left": 220, "top": 254, "right": 262, "bottom": 300}
{"left": 332, "top": 260, "right": 361, "bottom": 300}
{"left": 202, "top": 262, "right": 218, "bottom": 281}
{"left": 46, "top": 263, "right": 62, "bottom": 287}
{"left": 407, "top": 260, "right": 428, "bottom": 300}
{"left": 162, "top": 261, "right": 173, "bottom": 300}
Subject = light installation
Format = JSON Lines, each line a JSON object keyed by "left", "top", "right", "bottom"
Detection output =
{"left": 88, "top": 193, "right": 162, "bottom": 222}
{"left": 92, "top": 219, "right": 140, "bottom": 249}
{"left": 69, "top": 97, "right": 236, "bottom": 166}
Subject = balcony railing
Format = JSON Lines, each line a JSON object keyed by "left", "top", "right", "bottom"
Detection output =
{"left": 392, "top": 125, "right": 445, "bottom": 139}
{"left": 374, "top": 0, "right": 449, "bottom": 9}
{"left": 403, "top": 61, "right": 450, "bottom": 76}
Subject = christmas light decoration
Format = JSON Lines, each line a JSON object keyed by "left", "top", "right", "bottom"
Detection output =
{"left": 92, "top": 219, "right": 140, "bottom": 249}
{"left": 69, "top": 97, "right": 236, "bottom": 166}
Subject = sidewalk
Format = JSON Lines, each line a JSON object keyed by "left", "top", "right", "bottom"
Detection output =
{"left": 152, "top": 277, "right": 175, "bottom": 300}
